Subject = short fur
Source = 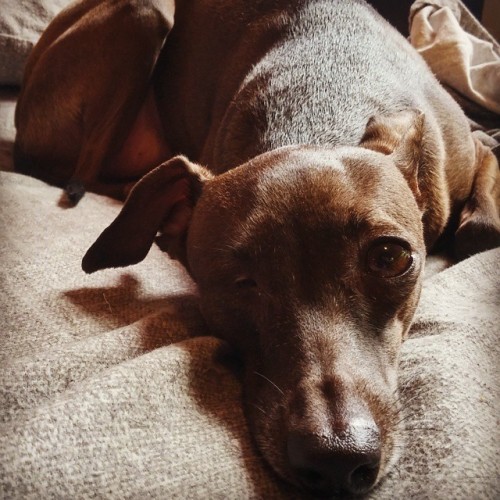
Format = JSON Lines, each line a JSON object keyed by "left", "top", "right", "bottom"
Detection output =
{"left": 15, "top": 0, "right": 500, "bottom": 496}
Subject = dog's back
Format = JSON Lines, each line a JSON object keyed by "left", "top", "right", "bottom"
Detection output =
{"left": 160, "top": 0, "right": 473, "bottom": 177}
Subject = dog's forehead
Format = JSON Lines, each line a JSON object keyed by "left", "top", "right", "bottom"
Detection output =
{"left": 255, "top": 145, "right": 392, "bottom": 191}
{"left": 196, "top": 145, "right": 421, "bottom": 258}
{"left": 226, "top": 146, "right": 421, "bottom": 250}
{"left": 253, "top": 146, "right": 397, "bottom": 215}
{"left": 259, "top": 146, "right": 347, "bottom": 180}
{"left": 254, "top": 147, "right": 349, "bottom": 207}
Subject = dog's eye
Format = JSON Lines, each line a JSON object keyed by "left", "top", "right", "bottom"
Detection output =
{"left": 234, "top": 277, "right": 258, "bottom": 289}
{"left": 366, "top": 240, "right": 413, "bottom": 277}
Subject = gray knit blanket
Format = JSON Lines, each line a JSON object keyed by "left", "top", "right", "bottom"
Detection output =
{"left": 0, "top": 171, "right": 499, "bottom": 498}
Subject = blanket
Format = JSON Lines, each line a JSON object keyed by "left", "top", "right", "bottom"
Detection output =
{"left": 0, "top": 0, "right": 499, "bottom": 497}
{"left": 1, "top": 171, "right": 499, "bottom": 498}
{"left": 410, "top": 0, "right": 500, "bottom": 131}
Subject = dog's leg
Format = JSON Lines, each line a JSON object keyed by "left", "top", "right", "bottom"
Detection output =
{"left": 15, "top": 0, "right": 175, "bottom": 204}
{"left": 454, "top": 138, "right": 500, "bottom": 260}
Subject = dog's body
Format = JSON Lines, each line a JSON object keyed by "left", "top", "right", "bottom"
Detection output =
{"left": 14, "top": 0, "right": 500, "bottom": 497}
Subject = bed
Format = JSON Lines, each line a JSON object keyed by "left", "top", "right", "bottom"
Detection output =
{"left": 1, "top": 0, "right": 499, "bottom": 498}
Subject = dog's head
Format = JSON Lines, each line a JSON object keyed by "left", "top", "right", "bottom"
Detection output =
{"left": 83, "top": 110, "right": 429, "bottom": 497}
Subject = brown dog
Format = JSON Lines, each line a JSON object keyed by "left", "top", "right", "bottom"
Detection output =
{"left": 14, "top": 0, "right": 500, "bottom": 497}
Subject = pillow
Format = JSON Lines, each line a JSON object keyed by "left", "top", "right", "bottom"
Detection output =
{"left": 0, "top": 0, "right": 73, "bottom": 85}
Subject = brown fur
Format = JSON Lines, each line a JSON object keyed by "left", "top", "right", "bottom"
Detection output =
{"left": 15, "top": 0, "right": 500, "bottom": 496}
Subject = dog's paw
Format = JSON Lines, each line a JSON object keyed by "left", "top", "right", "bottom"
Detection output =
{"left": 65, "top": 179, "right": 86, "bottom": 205}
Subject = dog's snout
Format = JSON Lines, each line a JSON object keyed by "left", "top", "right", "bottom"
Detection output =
{"left": 287, "top": 419, "right": 381, "bottom": 496}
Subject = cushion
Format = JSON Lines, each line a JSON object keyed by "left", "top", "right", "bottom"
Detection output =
{"left": 0, "top": 0, "right": 72, "bottom": 85}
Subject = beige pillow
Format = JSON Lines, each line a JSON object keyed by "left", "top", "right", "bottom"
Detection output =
{"left": 0, "top": 0, "right": 73, "bottom": 85}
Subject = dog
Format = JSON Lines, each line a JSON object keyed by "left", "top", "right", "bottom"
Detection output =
{"left": 14, "top": 0, "right": 500, "bottom": 497}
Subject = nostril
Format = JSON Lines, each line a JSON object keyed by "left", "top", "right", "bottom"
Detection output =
{"left": 288, "top": 434, "right": 334, "bottom": 494}
{"left": 350, "top": 461, "right": 380, "bottom": 494}
{"left": 287, "top": 424, "right": 381, "bottom": 496}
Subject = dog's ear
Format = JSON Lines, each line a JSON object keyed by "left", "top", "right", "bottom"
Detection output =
{"left": 360, "top": 109, "right": 425, "bottom": 203}
{"left": 82, "top": 156, "right": 213, "bottom": 273}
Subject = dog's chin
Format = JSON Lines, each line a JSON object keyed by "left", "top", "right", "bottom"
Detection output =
{"left": 249, "top": 415, "right": 298, "bottom": 489}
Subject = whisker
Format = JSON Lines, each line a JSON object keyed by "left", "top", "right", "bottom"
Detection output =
{"left": 102, "top": 292, "right": 113, "bottom": 312}
{"left": 250, "top": 403, "right": 268, "bottom": 416}
{"left": 254, "top": 370, "right": 285, "bottom": 396}
{"left": 390, "top": 395, "right": 426, "bottom": 418}
{"left": 393, "top": 412, "right": 416, "bottom": 427}
{"left": 390, "top": 384, "right": 437, "bottom": 414}
{"left": 403, "top": 426, "right": 444, "bottom": 432}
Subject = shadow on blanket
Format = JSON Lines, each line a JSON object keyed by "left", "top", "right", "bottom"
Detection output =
{"left": 64, "top": 273, "right": 203, "bottom": 344}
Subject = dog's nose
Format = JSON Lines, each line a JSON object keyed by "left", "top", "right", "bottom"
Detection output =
{"left": 287, "top": 420, "right": 381, "bottom": 496}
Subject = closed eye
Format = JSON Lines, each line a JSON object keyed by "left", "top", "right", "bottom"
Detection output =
{"left": 234, "top": 276, "right": 258, "bottom": 289}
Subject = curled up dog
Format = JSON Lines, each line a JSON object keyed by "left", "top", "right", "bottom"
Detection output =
{"left": 14, "top": 0, "right": 500, "bottom": 497}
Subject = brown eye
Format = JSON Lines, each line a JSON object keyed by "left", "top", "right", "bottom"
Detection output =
{"left": 366, "top": 240, "right": 413, "bottom": 277}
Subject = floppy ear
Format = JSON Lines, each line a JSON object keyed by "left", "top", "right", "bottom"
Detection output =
{"left": 360, "top": 109, "right": 425, "bottom": 205}
{"left": 82, "top": 156, "right": 213, "bottom": 273}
